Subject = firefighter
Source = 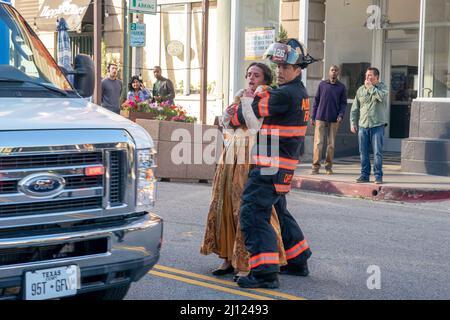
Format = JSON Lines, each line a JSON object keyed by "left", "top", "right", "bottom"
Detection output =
{"left": 228, "top": 38, "right": 316, "bottom": 289}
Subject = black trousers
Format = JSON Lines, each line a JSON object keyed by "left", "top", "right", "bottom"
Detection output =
{"left": 239, "top": 167, "right": 312, "bottom": 275}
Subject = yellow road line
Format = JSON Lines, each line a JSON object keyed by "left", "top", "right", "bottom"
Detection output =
{"left": 153, "top": 264, "right": 306, "bottom": 300}
{"left": 148, "top": 270, "right": 274, "bottom": 300}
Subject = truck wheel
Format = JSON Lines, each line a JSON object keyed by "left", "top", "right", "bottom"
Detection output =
{"left": 66, "top": 284, "right": 131, "bottom": 300}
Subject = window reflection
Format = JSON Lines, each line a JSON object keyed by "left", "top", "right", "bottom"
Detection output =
{"left": 423, "top": 0, "right": 450, "bottom": 98}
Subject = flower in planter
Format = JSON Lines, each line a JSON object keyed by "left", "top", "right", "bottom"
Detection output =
{"left": 124, "top": 99, "right": 197, "bottom": 123}
{"left": 171, "top": 115, "right": 186, "bottom": 122}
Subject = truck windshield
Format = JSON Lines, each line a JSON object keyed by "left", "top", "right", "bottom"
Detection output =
{"left": 0, "top": 3, "right": 75, "bottom": 96}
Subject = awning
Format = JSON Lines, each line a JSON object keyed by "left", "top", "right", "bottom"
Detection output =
{"left": 34, "top": 0, "right": 92, "bottom": 32}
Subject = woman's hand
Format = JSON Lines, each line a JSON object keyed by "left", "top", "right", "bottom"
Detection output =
{"left": 243, "top": 88, "right": 255, "bottom": 98}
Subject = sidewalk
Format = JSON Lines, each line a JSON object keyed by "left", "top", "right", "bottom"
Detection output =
{"left": 292, "top": 153, "right": 450, "bottom": 202}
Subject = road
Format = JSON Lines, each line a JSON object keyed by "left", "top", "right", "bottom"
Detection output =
{"left": 125, "top": 181, "right": 450, "bottom": 300}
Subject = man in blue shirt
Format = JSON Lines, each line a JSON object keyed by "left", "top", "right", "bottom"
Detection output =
{"left": 311, "top": 65, "right": 347, "bottom": 174}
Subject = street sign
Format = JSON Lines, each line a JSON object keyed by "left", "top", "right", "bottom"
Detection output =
{"left": 130, "top": 23, "right": 146, "bottom": 47}
{"left": 129, "top": 0, "right": 157, "bottom": 15}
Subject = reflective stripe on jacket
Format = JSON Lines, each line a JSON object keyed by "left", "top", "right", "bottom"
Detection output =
{"left": 233, "top": 76, "right": 309, "bottom": 173}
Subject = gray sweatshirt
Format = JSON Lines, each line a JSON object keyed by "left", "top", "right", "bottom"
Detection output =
{"left": 101, "top": 78, "right": 123, "bottom": 114}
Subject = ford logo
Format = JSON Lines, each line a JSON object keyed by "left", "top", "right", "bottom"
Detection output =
{"left": 18, "top": 173, "right": 66, "bottom": 197}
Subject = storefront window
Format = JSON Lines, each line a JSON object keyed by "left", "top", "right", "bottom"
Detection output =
{"left": 423, "top": 0, "right": 450, "bottom": 98}
{"left": 232, "top": 0, "right": 279, "bottom": 94}
{"left": 159, "top": 4, "right": 186, "bottom": 95}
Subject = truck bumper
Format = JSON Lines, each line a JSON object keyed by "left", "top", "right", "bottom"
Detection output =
{"left": 0, "top": 212, "right": 163, "bottom": 300}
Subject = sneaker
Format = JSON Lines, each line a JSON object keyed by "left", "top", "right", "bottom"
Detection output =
{"left": 237, "top": 272, "right": 280, "bottom": 289}
{"left": 279, "top": 262, "right": 309, "bottom": 277}
{"left": 374, "top": 178, "right": 383, "bottom": 184}
{"left": 355, "top": 176, "right": 370, "bottom": 183}
{"left": 311, "top": 169, "right": 319, "bottom": 175}
{"left": 325, "top": 169, "right": 333, "bottom": 175}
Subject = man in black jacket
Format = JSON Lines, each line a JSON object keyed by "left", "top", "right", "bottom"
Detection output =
{"left": 152, "top": 66, "right": 175, "bottom": 105}
{"left": 229, "top": 39, "right": 316, "bottom": 289}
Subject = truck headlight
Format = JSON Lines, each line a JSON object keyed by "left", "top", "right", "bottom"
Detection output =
{"left": 136, "top": 148, "right": 157, "bottom": 210}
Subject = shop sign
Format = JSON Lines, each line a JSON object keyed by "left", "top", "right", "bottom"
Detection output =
{"left": 130, "top": 22, "right": 146, "bottom": 47}
{"left": 36, "top": 0, "right": 90, "bottom": 31}
{"left": 129, "top": 0, "right": 157, "bottom": 15}
{"left": 245, "top": 27, "right": 276, "bottom": 61}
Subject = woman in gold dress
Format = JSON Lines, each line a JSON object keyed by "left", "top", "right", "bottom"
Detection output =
{"left": 200, "top": 62, "right": 287, "bottom": 279}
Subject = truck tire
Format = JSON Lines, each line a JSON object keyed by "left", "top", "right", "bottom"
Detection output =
{"left": 66, "top": 284, "right": 131, "bottom": 300}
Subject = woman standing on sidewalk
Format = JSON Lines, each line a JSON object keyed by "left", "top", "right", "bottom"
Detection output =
{"left": 200, "top": 63, "right": 287, "bottom": 279}
{"left": 122, "top": 75, "right": 152, "bottom": 109}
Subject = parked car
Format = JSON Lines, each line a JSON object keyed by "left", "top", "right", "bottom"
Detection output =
{"left": 0, "top": 0, "right": 162, "bottom": 300}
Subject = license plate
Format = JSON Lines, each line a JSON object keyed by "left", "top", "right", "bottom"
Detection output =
{"left": 24, "top": 265, "right": 80, "bottom": 300}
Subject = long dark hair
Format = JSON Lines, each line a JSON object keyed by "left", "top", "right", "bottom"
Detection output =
{"left": 128, "top": 75, "right": 142, "bottom": 92}
{"left": 246, "top": 62, "right": 273, "bottom": 85}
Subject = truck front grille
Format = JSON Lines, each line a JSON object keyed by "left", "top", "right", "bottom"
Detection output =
{"left": 109, "top": 151, "right": 125, "bottom": 206}
{"left": 0, "top": 144, "right": 131, "bottom": 225}
{"left": 0, "top": 238, "right": 108, "bottom": 266}
{"left": 0, "top": 181, "right": 16, "bottom": 194}
{"left": 0, "top": 197, "right": 102, "bottom": 218}
{"left": 0, "top": 152, "right": 103, "bottom": 170}
{"left": 0, "top": 176, "right": 103, "bottom": 195}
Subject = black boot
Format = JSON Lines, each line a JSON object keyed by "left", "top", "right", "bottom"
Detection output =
{"left": 237, "top": 272, "right": 279, "bottom": 289}
{"left": 211, "top": 265, "right": 234, "bottom": 276}
{"left": 279, "top": 261, "right": 309, "bottom": 276}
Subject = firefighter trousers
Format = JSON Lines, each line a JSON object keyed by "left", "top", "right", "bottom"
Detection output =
{"left": 240, "top": 167, "right": 312, "bottom": 275}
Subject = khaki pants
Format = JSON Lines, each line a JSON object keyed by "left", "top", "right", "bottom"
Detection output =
{"left": 312, "top": 120, "right": 340, "bottom": 171}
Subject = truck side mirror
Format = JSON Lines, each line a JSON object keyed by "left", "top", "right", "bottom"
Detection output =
{"left": 73, "top": 54, "right": 95, "bottom": 98}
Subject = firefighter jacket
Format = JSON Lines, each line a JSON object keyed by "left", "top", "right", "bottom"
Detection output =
{"left": 230, "top": 76, "right": 310, "bottom": 193}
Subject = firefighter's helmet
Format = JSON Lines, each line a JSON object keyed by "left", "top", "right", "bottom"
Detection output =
{"left": 263, "top": 38, "right": 316, "bottom": 69}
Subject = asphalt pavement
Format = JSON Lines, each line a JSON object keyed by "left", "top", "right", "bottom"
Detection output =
{"left": 125, "top": 181, "right": 450, "bottom": 300}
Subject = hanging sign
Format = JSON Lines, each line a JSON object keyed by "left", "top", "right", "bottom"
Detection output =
{"left": 35, "top": 0, "right": 91, "bottom": 31}
{"left": 129, "top": 0, "right": 157, "bottom": 15}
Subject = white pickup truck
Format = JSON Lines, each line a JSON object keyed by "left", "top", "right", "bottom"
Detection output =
{"left": 0, "top": 1, "right": 162, "bottom": 300}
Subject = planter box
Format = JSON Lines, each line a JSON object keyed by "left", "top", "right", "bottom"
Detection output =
{"left": 120, "top": 111, "right": 157, "bottom": 122}
{"left": 133, "top": 118, "right": 222, "bottom": 181}
{"left": 128, "top": 111, "right": 157, "bottom": 122}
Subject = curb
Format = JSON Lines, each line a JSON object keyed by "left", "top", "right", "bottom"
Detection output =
{"left": 291, "top": 176, "right": 450, "bottom": 202}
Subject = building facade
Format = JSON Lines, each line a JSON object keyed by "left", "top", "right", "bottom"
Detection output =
{"left": 276, "top": 0, "right": 449, "bottom": 175}
{"left": 8, "top": 0, "right": 450, "bottom": 175}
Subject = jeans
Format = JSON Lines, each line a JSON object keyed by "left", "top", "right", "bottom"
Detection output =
{"left": 358, "top": 125, "right": 385, "bottom": 179}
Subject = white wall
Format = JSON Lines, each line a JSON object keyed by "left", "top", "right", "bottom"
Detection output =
{"left": 387, "top": 0, "right": 420, "bottom": 23}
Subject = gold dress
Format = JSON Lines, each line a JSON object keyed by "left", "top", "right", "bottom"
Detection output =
{"left": 200, "top": 93, "right": 287, "bottom": 272}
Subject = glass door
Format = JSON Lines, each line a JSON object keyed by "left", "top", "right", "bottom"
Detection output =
{"left": 384, "top": 42, "right": 419, "bottom": 151}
